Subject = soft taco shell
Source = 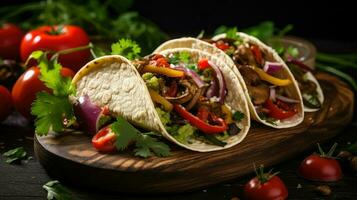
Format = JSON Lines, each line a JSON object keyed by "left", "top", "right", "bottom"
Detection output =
{"left": 72, "top": 48, "right": 251, "bottom": 152}
{"left": 155, "top": 35, "right": 304, "bottom": 128}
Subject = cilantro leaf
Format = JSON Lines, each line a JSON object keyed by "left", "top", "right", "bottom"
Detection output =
{"left": 286, "top": 46, "right": 299, "bottom": 58}
{"left": 169, "top": 52, "right": 191, "bottom": 64}
{"left": 226, "top": 27, "right": 239, "bottom": 40}
{"left": 2, "top": 147, "right": 27, "bottom": 164}
{"left": 233, "top": 111, "right": 245, "bottom": 122}
{"left": 32, "top": 92, "right": 75, "bottom": 136}
{"left": 111, "top": 116, "right": 138, "bottom": 150}
{"left": 111, "top": 38, "right": 141, "bottom": 60}
{"left": 135, "top": 134, "right": 170, "bottom": 158}
{"left": 242, "top": 21, "right": 274, "bottom": 41}
{"left": 43, "top": 180, "right": 73, "bottom": 200}
{"left": 110, "top": 116, "right": 171, "bottom": 158}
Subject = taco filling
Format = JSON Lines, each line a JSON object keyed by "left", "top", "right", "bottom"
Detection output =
{"left": 286, "top": 59, "right": 323, "bottom": 110}
{"left": 133, "top": 52, "right": 245, "bottom": 146}
{"left": 206, "top": 37, "right": 300, "bottom": 124}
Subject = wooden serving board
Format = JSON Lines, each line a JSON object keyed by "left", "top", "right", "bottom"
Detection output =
{"left": 34, "top": 72, "right": 354, "bottom": 194}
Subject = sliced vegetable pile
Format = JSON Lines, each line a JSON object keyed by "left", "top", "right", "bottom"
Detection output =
{"left": 133, "top": 51, "right": 245, "bottom": 146}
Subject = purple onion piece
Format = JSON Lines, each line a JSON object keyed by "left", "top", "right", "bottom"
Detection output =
{"left": 276, "top": 95, "right": 300, "bottom": 104}
{"left": 206, "top": 77, "right": 218, "bottom": 98}
{"left": 73, "top": 95, "right": 105, "bottom": 135}
{"left": 208, "top": 61, "right": 226, "bottom": 104}
{"left": 263, "top": 62, "right": 283, "bottom": 74}
{"left": 171, "top": 65, "right": 205, "bottom": 88}
{"left": 286, "top": 58, "right": 313, "bottom": 72}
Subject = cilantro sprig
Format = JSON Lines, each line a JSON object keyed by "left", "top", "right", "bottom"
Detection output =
{"left": 111, "top": 38, "right": 141, "bottom": 60}
{"left": 29, "top": 51, "right": 76, "bottom": 136}
{"left": 111, "top": 116, "right": 170, "bottom": 158}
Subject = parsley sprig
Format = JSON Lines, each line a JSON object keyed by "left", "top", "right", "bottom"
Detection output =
{"left": 111, "top": 38, "right": 141, "bottom": 60}
{"left": 2, "top": 147, "right": 27, "bottom": 164}
{"left": 43, "top": 180, "right": 73, "bottom": 200}
{"left": 111, "top": 117, "right": 170, "bottom": 158}
{"left": 30, "top": 51, "right": 76, "bottom": 136}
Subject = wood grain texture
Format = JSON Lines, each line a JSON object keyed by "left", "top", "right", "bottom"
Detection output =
{"left": 34, "top": 72, "right": 354, "bottom": 194}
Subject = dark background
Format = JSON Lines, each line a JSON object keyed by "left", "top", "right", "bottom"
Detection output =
{"left": 2, "top": 0, "right": 356, "bottom": 46}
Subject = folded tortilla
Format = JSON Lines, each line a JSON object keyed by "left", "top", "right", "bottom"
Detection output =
{"left": 155, "top": 34, "right": 304, "bottom": 128}
{"left": 72, "top": 48, "right": 250, "bottom": 152}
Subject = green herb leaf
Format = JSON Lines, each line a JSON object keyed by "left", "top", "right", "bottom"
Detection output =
{"left": 111, "top": 116, "right": 139, "bottom": 150}
{"left": 169, "top": 52, "right": 191, "bottom": 64}
{"left": 286, "top": 46, "right": 299, "bottom": 58}
{"left": 43, "top": 180, "right": 73, "bottom": 200}
{"left": 31, "top": 92, "right": 75, "bottom": 136}
{"left": 233, "top": 111, "right": 245, "bottom": 122}
{"left": 134, "top": 134, "right": 170, "bottom": 158}
{"left": 3, "top": 147, "right": 27, "bottom": 164}
{"left": 225, "top": 27, "right": 240, "bottom": 40}
{"left": 172, "top": 124, "right": 196, "bottom": 144}
{"left": 110, "top": 116, "right": 171, "bottom": 158}
{"left": 111, "top": 38, "right": 141, "bottom": 60}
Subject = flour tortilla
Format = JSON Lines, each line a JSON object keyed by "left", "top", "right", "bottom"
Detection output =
{"left": 72, "top": 48, "right": 251, "bottom": 152}
{"left": 302, "top": 72, "right": 324, "bottom": 112}
{"left": 155, "top": 34, "right": 304, "bottom": 128}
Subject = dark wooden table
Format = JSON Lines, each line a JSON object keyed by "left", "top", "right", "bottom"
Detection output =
{"left": 1, "top": 40, "right": 357, "bottom": 199}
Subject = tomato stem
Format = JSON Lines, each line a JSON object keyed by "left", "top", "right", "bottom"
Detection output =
{"left": 253, "top": 163, "right": 277, "bottom": 184}
{"left": 317, "top": 142, "right": 338, "bottom": 158}
{"left": 47, "top": 25, "right": 65, "bottom": 35}
{"left": 50, "top": 44, "right": 92, "bottom": 62}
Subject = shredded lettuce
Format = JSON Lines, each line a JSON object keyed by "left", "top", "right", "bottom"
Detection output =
{"left": 155, "top": 107, "right": 171, "bottom": 127}
{"left": 142, "top": 73, "right": 160, "bottom": 91}
{"left": 173, "top": 124, "right": 196, "bottom": 144}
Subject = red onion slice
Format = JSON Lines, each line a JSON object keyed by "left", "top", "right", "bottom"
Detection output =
{"left": 73, "top": 95, "right": 110, "bottom": 135}
{"left": 286, "top": 58, "right": 313, "bottom": 72}
{"left": 208, "top": 61, "right": 226, "bottom": 104}
{"left": 206, "top": 77, "right": 218, "bottom": 98}
{"left": 263, "top": 62, "right": 283, "bottom": 74}
{"left": 172, "top": 65, "right": 205, "bottom": 88}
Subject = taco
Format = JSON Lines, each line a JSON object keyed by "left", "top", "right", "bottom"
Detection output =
{"left": 155, "top": 34, "right": 304, "bottom": 128}
{"left": 72, "top": 48, "right": 250, "bottom": 152}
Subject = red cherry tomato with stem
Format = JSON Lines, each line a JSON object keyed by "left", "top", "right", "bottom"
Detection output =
{"left": 244, "top": 165, "right": 288, "bottom": 200}
{"left": 298, "top": 143, "right": 343, "bottom": 182}
{"left": 0, "top": 23, "right": 24, "bottom": 60}
{"left": 0, "top": 85, "right": 13, "bottom": 121}
{"left": 20, "top": 25, "right": 90, "bottom": 72}
{"left": 11, "top": 66, "right": 74, "bottom": 119}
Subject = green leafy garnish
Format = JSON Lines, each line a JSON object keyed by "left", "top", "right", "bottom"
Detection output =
{"left": 286, "top": 46, "right": 299, "bottom": 58}
{"left": 233, "top": 111, "right": 245, "bottom": 122}
{"left": 111, "top": 38, "right": 141, "bottom": 60}
{"left": 155, "top": 107, "right": 171, "bottom": 127}
{"left": 172, "top": 124, "right": 196, "bottom": 144}
{"left": 225, "top": 27, "right": 240, "bottom": 40}
{"left": 2, "top": 147, "right": 27, "bottom": 164}
{"left": 43, "top": 180, "right": 73, "bottom": 200}
{"left": 111, "top": 116, "right": 170, "bottom": 158}
{"left": 242, "top": 21, "right": 275, "bottom": 41}
{"left": 169, "top": 52, "right": 191, "bottom": 64}
{"left": 30, "top": 51, "right": 76, "bottom": 136}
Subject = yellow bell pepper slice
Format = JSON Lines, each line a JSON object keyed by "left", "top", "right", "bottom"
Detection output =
{"left": 148, "top": 89, "right": 173, "bottom": 111}
{"left": 252, "top": 67, "right": 292, "bottom": 86}
{"left": 221, "top": 105, "right": 233, "bottom": 124}
{"left": 143, "top": 65, "right": 184, "bottom": 78}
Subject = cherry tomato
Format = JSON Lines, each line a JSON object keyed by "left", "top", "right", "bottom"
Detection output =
{"left": 0, "top": 23, "right": 24, "bottom": 60}
{"left": 11, "top": 66, "right": 74, "bottom": 119}
{"left": 20, "top": 25, "right": 90, "bottom": 72}
{"left": 298, "top": 155, "right": 343, "bottom": 182}
{"left": 264, "top": 99, "right": 296, "bottom": 120}
{"left": 244, "top": 175, "right": 288, "bottom": 200}
{"left": 92, "top": 126, "right": 117, "bottom": 153}
{"left": 250, "top": 45, "right": 263, "bottom": 65}
{"left": 0, "top": 85, "right": 13, "bottom": 122}
{"left": 198, "top": 58, "right": 210, "bottom": 70}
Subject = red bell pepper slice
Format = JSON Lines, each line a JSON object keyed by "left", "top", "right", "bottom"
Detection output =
{"left": 250, "top": 45, "right": 263, "bottom": 65}
{"left": 173, "top": 104, "right": 227, "bottom": 134}
{"left": 215, "top": 43, "right": 230, "bottom": 51}
{"left": 92, "top": 126, "right": 117, "bottom": 153}
{"left": 264, "top": 99, "right": 296, "bottom": 120}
